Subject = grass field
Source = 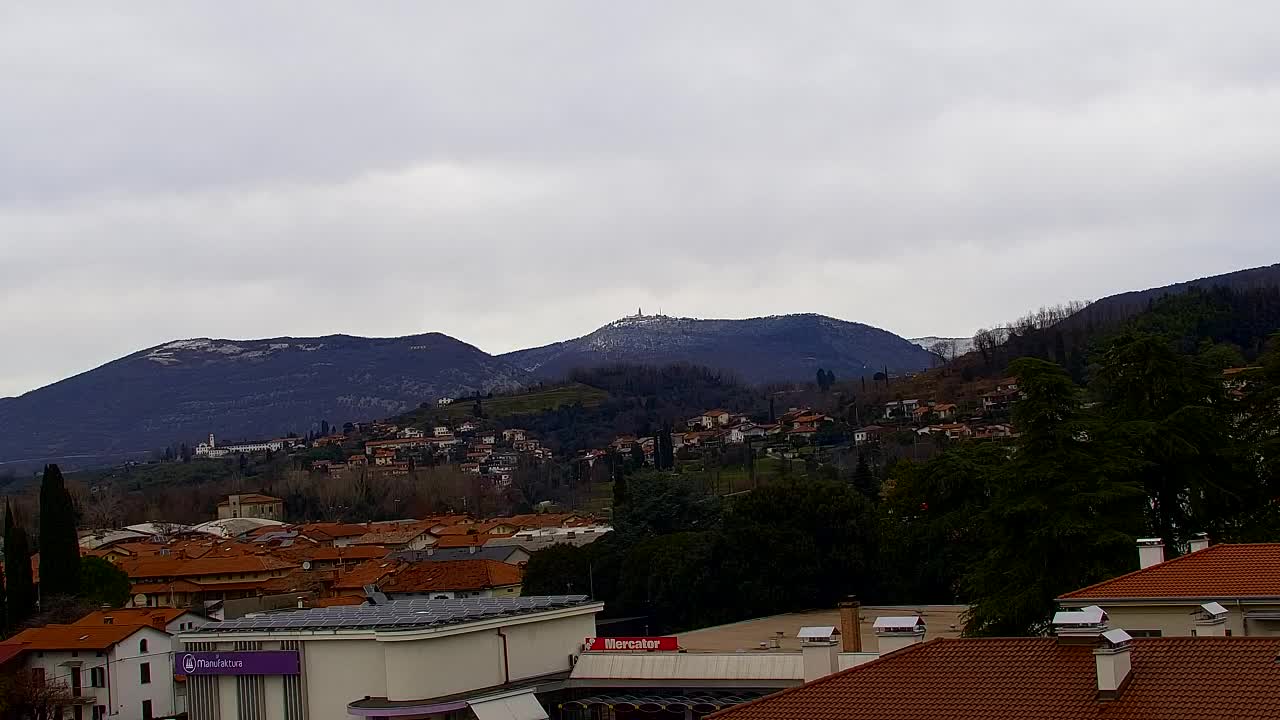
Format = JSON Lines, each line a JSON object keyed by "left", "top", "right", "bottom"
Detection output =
{"left": 400, "top": 382, "right": 610, "bottom": 427}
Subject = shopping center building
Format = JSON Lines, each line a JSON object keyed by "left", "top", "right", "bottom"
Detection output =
{"left": 176, "top": 597, "right": 961, "bottom": 720}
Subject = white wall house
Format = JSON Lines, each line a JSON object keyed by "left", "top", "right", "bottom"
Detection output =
{"left": 9, "top": 624, "right": 178, "bottom": 720}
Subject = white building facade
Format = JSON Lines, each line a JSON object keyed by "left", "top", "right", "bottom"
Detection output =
{"left": 178, "top": 596, "right": 601, "bottom": 720}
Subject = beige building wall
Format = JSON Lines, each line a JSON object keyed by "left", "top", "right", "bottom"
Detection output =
{"left": 383, "top": 631, "right": 505, "bottom": 702}
{"left": 503, "top": 614, "right": 596, "bottom": 682}
{"left": 304, "top": 639, "right": 387, "bottom": 720}
{"left": 1062, "top": 601, "right": 1280, "bottom": 637}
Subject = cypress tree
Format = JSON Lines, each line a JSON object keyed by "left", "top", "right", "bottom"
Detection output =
{"left": 39, "top": 464, "right": 80, "bottom": 599}
{"left": 5, "top": 503, "right": 35, "bottom": 629}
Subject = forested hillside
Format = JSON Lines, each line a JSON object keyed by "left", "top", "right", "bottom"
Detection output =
{"left": 526, "top": 294, "right": 1280, "bottom": 636}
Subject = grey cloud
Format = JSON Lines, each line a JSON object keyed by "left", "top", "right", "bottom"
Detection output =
{"left": 2, "top": 2, "right": 1279, "bottom": 396}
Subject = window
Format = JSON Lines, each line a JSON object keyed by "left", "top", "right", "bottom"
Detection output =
{"left": 90, "top": 667, "right": 106, "bottom": 688}
{"left": 103, "top": 617, "right": 113, "bottom": 625}
{"left": 31, "top": 668, "right": 44, "bottom": 685}
{"left": 71, "top": 667, "right": 82, "bottom": 696}
{"left": 139, "top": 639, "right": 148, "bottom": 653}
{"left": 73, "top": 706, "right": 83, "bottom": 720}
{"left": 1127, "top": 629, "right": 1163, "bottom": 638}
{"left": 142, "top": 700, "right": 153, "bottom": 720}
{"left": 92, "top": 706, "right": 106, "bottom": 720}
{"left": 139, "top": 662, "right": 151, "bottom": 684}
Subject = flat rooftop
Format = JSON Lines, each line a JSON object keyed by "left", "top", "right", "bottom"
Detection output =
{"left": 677, "top": 605, "right": 967, "bottom": 653}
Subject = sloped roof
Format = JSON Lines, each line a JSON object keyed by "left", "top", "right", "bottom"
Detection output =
{"left": 708, "top": 637, "right": 1280, "bottom": 720}
{"left": 1059, "top": 544, "right": 1280, "bottom": 600}
{"left": 122, "top": 554, "right": 294, "bottom": 579}
{"left": 3, "top": 624, "right": 151, "bottom": 651}
{"left": 294, "top": 522, "right": 369, "bottom": 539}
{"left": 434, "top": 533, "right": 514, "bottom": 548}
{"left": 332, "top": 559, "right": 405, "bottom": 591}
{"left": 381, "top": 559, "right": 522, "bottom": 594}
{"left": 75, "top": 608, "right": 191, "bottom": 627}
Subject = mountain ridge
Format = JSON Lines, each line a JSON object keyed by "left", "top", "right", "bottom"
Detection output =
{"left": 0, "top": 312, "right": 932, "bottom": 471}
{"left": 502, "top": 312, "right": 935, "bottom": 384}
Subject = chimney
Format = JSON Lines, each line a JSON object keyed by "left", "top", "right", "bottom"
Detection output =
{"left": 1193, "top": 601, "right": 1228, "bottom": 637}
{"left": 469, "top": 545, "right": 478, "bottom": 554}
{"left": 839, "top": 598, "right": 862, "bottom": 653}
{"left": 297, "top": 596, "right": 305, "bottom": 609}
{"left": 873, "top": 617, "right": 926, "bottom": 655}
{"left": 1094, "top": 628, "right": 1133, "bottom": 699}
{"left": 1137, "top": 538, "right": 1165, "bottom": 569}
{"left": 798, "top": 627, "right": 841, "bottom": 682}
{"left": 1053, "top": 605, "right": 1109, "bottom": 645}
{"left": 1188, "top": 533, "right": 1210, "bottom": 554}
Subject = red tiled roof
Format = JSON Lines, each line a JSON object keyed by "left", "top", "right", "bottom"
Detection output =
{"left": 710, "top": 637, "right": 1280, "bottom": 720}
{"left": 277, "top": 545, "right": 389, "bottom": 563}
{"left": 75, "top": 608, "right": 188, "bottom": 627}
{"left": 434, "top": 533, "right": 513, "bottom": 548}
{"left": 382, "top": 559, "right": 522, "bottom": 594}
{"left": 132, "top": 580, "right": 205, "bottom": 594}
{"left": 122, "top": 554, "right": 294, "bottom": 579}
{"left": 1059, "top": 543, "right": 1280, "bottom": 600}
{"left": 333, "top": 559, "right": 405, "bottom": 591}
{"left": 4, "top": 624, "right": 151, "bottom": 651}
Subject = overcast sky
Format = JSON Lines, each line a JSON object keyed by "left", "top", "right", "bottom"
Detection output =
{"left": 2, "top": 3, "right": 1278, "bottom": 398}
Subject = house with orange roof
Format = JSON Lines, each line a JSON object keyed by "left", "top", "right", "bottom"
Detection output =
{"left": 331, "top": 558, "right": 406, "bottom": 593}
{"left": 707, "top": 628, "right": 1280, "bottom": 720}
{"left": 433, "top": 533, "right": 515, "bottom": 549}
{"left": 122, "top": 553, "right": 294, "bottom": 608}
{"left": 293, "top": 522, "right": 369, "bottom": 547}
{"left": 215, "top": 493, "right": 283, "bottom": 521}
{"left": 275, "top": 543, "right": 389, "bottom": 570}
{"left": 350, "top": 524, "right": 436, "bottom": 551}
{"left": 378, "top": 559, "right": 523, "bottom": 600}
{"left": 1, "top": 622, "right": 181, "bottom": 720}
{"left": 1057, "top": 538, "right": 1280, "bottom": 638}
{"left": 75, "top": 607, "right": 211, "bottom": 634}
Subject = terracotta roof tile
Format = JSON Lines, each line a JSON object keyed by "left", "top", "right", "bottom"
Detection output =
{"left": 1059, "top": 544, "right": 1280, "bottom": 600}
{"left": 3, "top": 624, "right": 151, "bottom": 651}
{"left": 332, "top": 559, "right": 405, "bottom": 591}
{"left": 122, "top": 554, "right": 294, "bottom": 579}
{"left": 381, "top": 559, "right": 522, "bottom": 594}
{"left": 75, "top": 608, "right": 188, "bottom": 627}
{"left": 434, "top": 533, "right": 513, "bottom": 548}
{"left": 710, "top": 637, "right": 1280, "bottom": 720}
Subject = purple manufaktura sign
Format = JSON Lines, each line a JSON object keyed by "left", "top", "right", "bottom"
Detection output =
{"left": 175, "top": 650, "right": 300, "bottom": 676}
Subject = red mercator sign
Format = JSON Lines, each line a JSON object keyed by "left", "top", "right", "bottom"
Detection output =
{"left": 584, "top": 636, "right": 678, "bottom": 652}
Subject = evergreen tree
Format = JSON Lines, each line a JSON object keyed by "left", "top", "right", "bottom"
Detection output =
{"left": 630, "top": 442, "right": 647, "bottom": 468}
{"left": 4, "top": 504, "right": 34, "bottom": 629}
{"left": 78, "top": 556, "right": 131, "bottom": 608}
{"left": 963, "top": 358, "right": 1145, "bottom": 636}
{"left": 1094, "top": 333, "right": 1249, "bottom": 550}
{"left": 852, "top": 454, "right": 878, "bottom": 500}
{"left": 38, "top": 464, "right": 81, "bottom": 600}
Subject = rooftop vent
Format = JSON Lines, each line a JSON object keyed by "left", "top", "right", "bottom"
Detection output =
{"left": 1054, "top": 605, "right": 1110, "bottom": 644}
{"left": 1194, "top": 601, "right": 1229, "bottom": 636}
{"left": 873, "top": 616, "right": 926, "bottom": 655}
{"left": 873, "top": 616, "right": 926, "bottom": 634}
{"left": 1095, "top": 628, "right": 1134, "bottom": 699}
{"left": 797, "top": 626, "right": 840, "bottom": 643}
{"left": 799, "top": 626, "right": 841, "bottom": 682}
